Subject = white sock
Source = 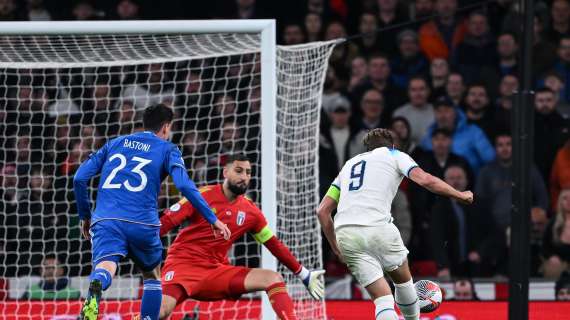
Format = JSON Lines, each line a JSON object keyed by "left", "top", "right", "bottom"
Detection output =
{"left": 394, "top": 279, "right": 420, "bottom": 320}
{"left": 373, "top": 295, "right": 398, "bottom": 320}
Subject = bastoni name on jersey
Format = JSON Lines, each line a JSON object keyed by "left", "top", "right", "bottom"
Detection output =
{"left": 123, "top": 138, "right": 151, "bottom": 152}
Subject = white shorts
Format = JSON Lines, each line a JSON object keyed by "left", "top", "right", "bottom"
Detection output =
{"left": 336, "top": 223, "right": 409, "bottom": 287}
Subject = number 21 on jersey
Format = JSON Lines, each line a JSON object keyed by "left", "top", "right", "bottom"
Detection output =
{"left": 349, "top": 160, "right": 366, "bottom": 191}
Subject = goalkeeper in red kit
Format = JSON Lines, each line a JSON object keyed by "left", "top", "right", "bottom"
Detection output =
{"left": 158, "top": 154, "right": 325, "bottom": 320}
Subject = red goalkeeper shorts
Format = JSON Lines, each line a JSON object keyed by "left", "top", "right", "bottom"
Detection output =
{"left": 162, "top": 261, "right": 251, "bottom": 305}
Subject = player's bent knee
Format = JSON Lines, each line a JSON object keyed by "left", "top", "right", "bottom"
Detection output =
{"left": 142, "top": 265, "right": 161, "bottom": 280}
{"left": 266, "top": 271, "right": 284, "bottom": 286}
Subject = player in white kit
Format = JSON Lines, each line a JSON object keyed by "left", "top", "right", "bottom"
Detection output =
{"left": 317, "top": 129, "right": 473, "bottom": 320}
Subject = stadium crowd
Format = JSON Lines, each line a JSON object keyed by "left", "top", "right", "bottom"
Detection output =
{"left": 0, "top": 0, "right": 570, "bottom": 301}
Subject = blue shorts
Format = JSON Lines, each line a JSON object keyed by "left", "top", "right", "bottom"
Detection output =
{"left": 90, "top": 219, "right": 162, "bottom": 272}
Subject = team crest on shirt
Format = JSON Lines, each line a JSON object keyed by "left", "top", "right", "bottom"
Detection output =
{"left": 169, "top": 203, "right": 181, "bottom": 212}
{"left": 165, "top": 271, "right": 174, "bottom": 281}
{"left": 236, "top": 211, "right": 246, "bottom": 226}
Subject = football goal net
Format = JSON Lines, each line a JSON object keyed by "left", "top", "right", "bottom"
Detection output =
{"left": 0, "top": 20, "right": 336, "bottom": 320}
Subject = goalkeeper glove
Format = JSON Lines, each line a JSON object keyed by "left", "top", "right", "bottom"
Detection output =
{"left": 297, "top": 266, "right": 325, "bottom": 300}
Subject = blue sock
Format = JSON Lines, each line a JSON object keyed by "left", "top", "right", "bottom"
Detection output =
{"left": 89, "top": 268, "right": 112, "bottom": 291}
{"left": 141, "top": 279, "right": 162, "bottom": 320}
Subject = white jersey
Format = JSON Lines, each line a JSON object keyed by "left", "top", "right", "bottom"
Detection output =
{"left": 332, "top": 147, "right": 418, "bottom": 229}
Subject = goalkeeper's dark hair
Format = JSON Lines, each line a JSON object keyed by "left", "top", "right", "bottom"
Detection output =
{"left": 143, "top": 104, "right": 173, "bottom": 132}
{"left": 363, "top": 128, "right": 395, "bottom": 151}
{"left": 226, "top": 153, "right": 251, "bottom": 165}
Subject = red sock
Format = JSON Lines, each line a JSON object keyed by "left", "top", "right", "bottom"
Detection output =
{"left": 266, "top": 282, "right": 297, "bottom": 320}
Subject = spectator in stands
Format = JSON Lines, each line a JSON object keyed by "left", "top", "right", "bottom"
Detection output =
{"left": 546, "top": 0, "right": 570, "bottom": 45}
{"left": 394, "top": 76, "right": 434, "bottom": 145}
{"left": 15, "top": 134, "right": 32, "bottom": 178}
{"left": 9, "top": 166, "right": 62, "bottom": 275}
{"left": 545, "top": 74, "right": 570, "bottom": 120}
{"left": 115, "top": 0, "right": 140, "bottom": 20}
{"left": 429, "top": 58, "right": 450, "bottom": 100}
{"left": 410, "top": 129, "right": 471, "bottom": 253}
{"left": 543, "top": 72, "right": 570, "bottom": 117}
{"left": 25, "top": 0, "right": 51, "bottom": 21}
{"left": 60, "top": 140, "right": 89, "bottom": 176}
{"left": 23, "top": 254, "right": 80, "bottom": 300}
{"left": 421, "top": 96, "right": 495, "bottom": 174}
{"left": 304, "top": 13, "right": 323, "bottom": 42}
{"left": 445, "top": 72, "right": 465, "bottom": 107}
{"left": 351, "top": 53, "right": 407, "bottom": 118}
{"left": 542, "top": 189, "right": 570, "bottom": 278}
{"left": 413, "top": 0, "right": 434, "bottom": 21}
{"left": 71, "top": 1, "right": 99, "bottom": 20}
{"left": 555, "top": 271, "right": 570, "bottom": 300}
{"left": 414, "top": 128, "right": 471, "bottom": 181}
{"left": 355, "top": 89, "right": 387, "bottom": 131}
{"left": 391, "top": 116, "right": 417, "bottom": 154}
{"left": 326, "top": 21, "right": 359, "bottom": 74}
{"left": 0, "top": 0, "right": 18, "bottom": 20}
{"left": 480, "top": 32, "right": 519, "bottom": 97}
{"left": 464, "top": 84, "right": 495, "bottom": 140}
{"left": 282, "top": 23, "right": 305, "bottom": 45}
{"left": 534, "top": 88, "right": 570, "bottom": 187}
{"left": 320, "top": 95, "right": 366, "bottom": 196}
{"left": 453, "top": 11, "right": 497, "bottom": 84}
{"left": 551, "top": 140, "right": 570, "bottom": 208}
{"left": 418, "top": 0, "right": 466, "bottom": 60}
{"left": 551, "top": 37, "right": 570, "bottom": 104}
{"left": 534, "top": 15, "right": 558, "bottom": 77}
{"left": 452, "top": 278, "right": 478, "bottom": 300}
{"left": 322, "top": 67, "right": 344, "bottom": 111}
{"left": 431, "top": 165, "right": 492, "bottom": 277}
{"left": 494, "top": 74, "right": 519, "bottom": 129}
{"left": 121, "top": 63, "right": 175, "bottom": 111}
{"left": 181, "top": 131, "right": 208, "bottom": 183}
{"left": 390, "top": 29, "right": 429, "bottom": 89}
{"left": 477, "top": 134, "right": 549, "bottom": 252}
{"left": 348, "top": 56, "right": 368, "bottom": 93}
{"left": 234, "top": 0, "right": 263, "bottom": 19}
{"left": 354, "top": 13, "right": 380, "bottom": 58}
{"left": 376, "top": 0, "right": 410, "bottom": 58}
{"left": 109, "top": 100, "right": 136, "bottom": 137}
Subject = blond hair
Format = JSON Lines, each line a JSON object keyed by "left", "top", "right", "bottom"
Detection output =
{"left": 552, "top": 188, "right": 570, "bottom": 244}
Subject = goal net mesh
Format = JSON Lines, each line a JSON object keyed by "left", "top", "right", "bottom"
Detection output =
{"left": 0, "top": 31, "right": 335, "bottom": 319}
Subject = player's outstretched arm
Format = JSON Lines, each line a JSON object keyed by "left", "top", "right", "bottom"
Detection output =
{"left": 408, "top": 167, "right": 473, "bottom": 204}
{"left": 317, "top": 185, "right": 343, "bottom": 260}
{"left": 73, "top": 144, "right": 108, "bottom": 238}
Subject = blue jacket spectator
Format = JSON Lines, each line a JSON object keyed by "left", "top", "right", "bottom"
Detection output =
{"left": 421, "top": 97, "right": 495, "bottom": 174}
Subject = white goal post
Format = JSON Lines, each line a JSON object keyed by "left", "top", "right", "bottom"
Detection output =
{"left": 0, "top": 20, "right": 335, "bottom": 319}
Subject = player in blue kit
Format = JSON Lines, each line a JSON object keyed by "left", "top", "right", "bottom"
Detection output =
{"left": 73, "top": 104, "right": 231, "bottom": 320}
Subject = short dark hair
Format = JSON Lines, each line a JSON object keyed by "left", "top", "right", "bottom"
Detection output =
{"left": 143, "top": 104, "right": 173, "bottom": 132}
{"left": 226, "top": 153, "right": 250, "bottom": 165}
{"left": 363, "top": 128, "right": 395, "bottom": 151}
{"left": 536, "top": 87, "right": 555, "bottom": 95}
{"left": 408, "top": 76, "right": 428, "bottom": 88}
{"left": 432, "top": 128, "right": 452, "bottom": 138}
{"left": 494, "top": 131, "right": 511, "bottom": 144}
{"left": 434, "top": 96, "right": 455, "bottom": 109}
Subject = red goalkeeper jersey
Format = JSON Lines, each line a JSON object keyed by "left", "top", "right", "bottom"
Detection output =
{"left": 160, "top": 184, "right": 301, "bottom": 273}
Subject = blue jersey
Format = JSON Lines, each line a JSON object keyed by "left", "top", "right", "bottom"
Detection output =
{"left": 73, "top": 131, "right": 218, "bottom": 226}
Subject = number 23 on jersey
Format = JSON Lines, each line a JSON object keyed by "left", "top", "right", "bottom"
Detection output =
{"left": 102, "top": 153, "right": 152, "bottom": 192}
